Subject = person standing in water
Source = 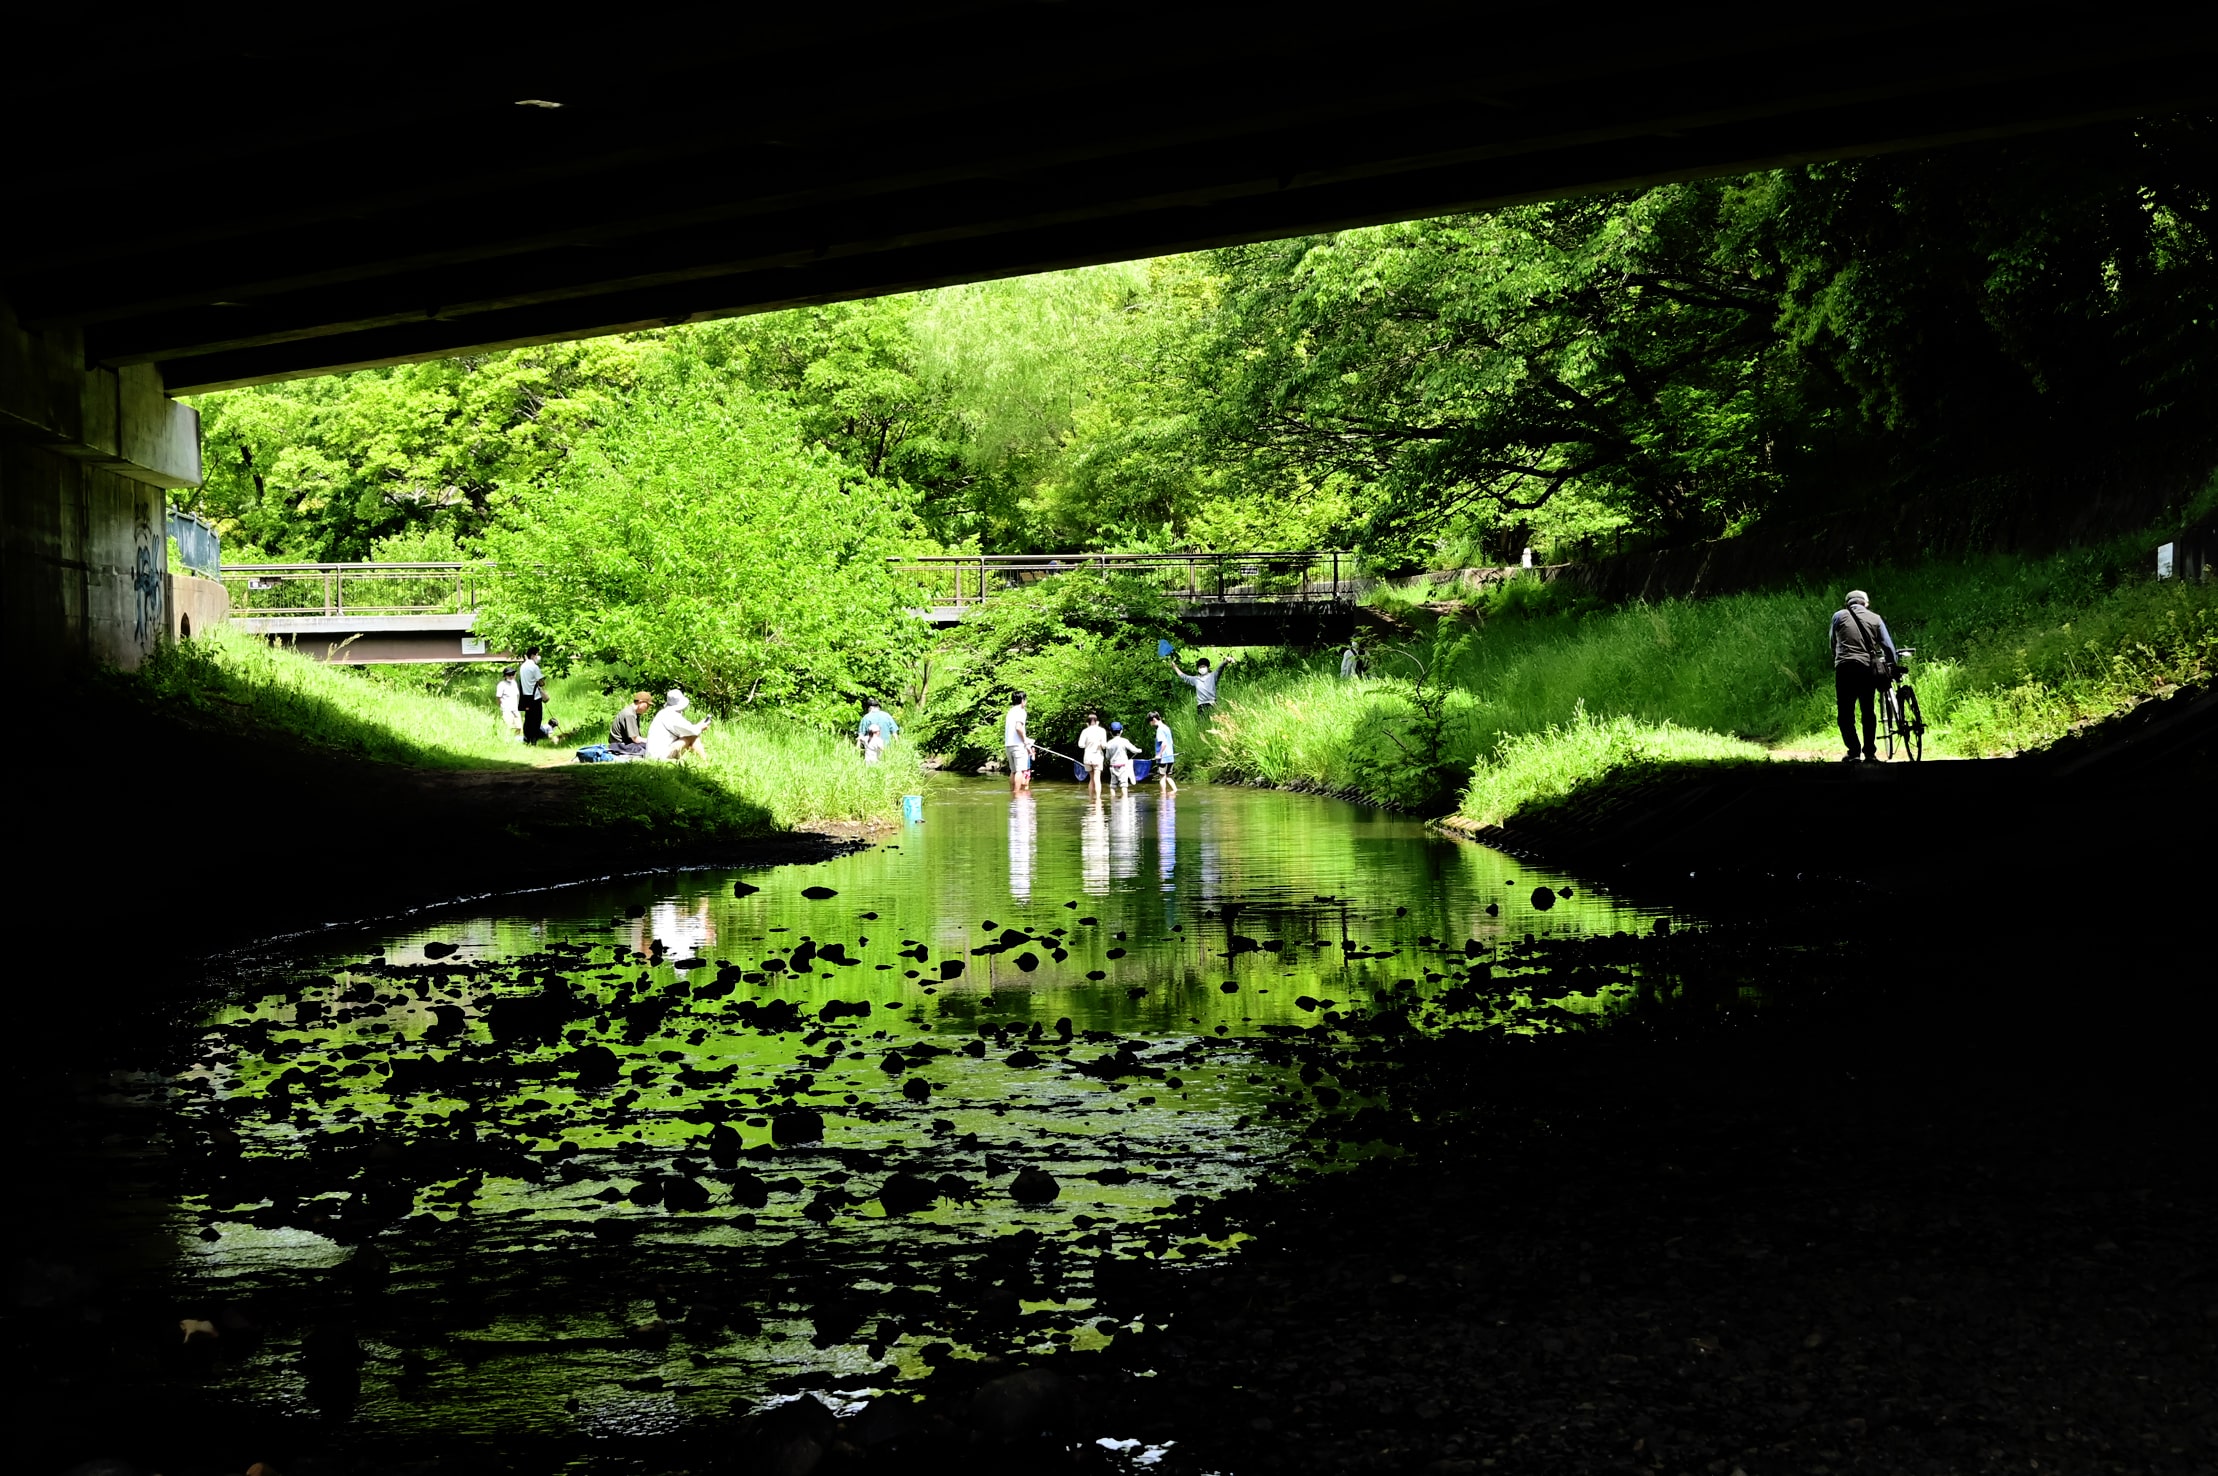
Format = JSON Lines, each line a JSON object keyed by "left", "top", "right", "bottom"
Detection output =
{"left": 1149, "top": 709, "right": 1178, "bottom": 792}
{"left": 1077, "top": 710, "right": 1110, "bottom": 800}
{"left": 1003, "top": 690, "right": 1032, "bottom": 793}
{"left": 1104, "top": 721, "right": 1141, "bottom": 794}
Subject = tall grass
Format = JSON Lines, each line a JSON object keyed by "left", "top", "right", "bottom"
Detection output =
{"left": 154, "top": 628, "right": 916, "bottom": 827}
{"left": 1205, "top": 530, "right": 2218, "bottom": 818}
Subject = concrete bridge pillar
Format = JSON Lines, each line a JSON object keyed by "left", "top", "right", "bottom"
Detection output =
{"left": 1, "top": 301, "right": 203, "bottom": 674}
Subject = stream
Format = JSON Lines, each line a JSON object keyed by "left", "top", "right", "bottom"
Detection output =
{"left": 28, "top": 778, "right": 1687, "bottom": 1467}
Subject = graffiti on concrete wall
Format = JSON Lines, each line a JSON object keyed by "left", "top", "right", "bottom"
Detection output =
{"left": 133, "top": 502, "right": 166, "bottom": 648}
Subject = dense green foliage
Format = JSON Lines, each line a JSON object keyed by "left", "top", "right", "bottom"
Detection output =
{"left": 476, "top": 362, "right": 920, "bottom": 723}
{"left": 188, "top": 118, "right": 2214, "bottom": 578}
{"left": 1204, "top": 532, "right": 2217, "bottom": 819}
{"left": 177, "top": 121, "right": 2214, "bottom": 801}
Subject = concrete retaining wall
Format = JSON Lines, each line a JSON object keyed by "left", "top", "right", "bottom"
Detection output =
{"left": 168, "top": 571, "right": 229, "bottom": 642}
{"left": 1, "top": 302, "right": 203, "bottom": 673}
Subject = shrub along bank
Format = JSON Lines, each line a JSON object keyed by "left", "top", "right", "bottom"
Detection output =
{"left": 1200, "top": 525, "right": 2218, "bottom": 824}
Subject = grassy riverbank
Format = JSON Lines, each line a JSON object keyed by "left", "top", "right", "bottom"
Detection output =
{"left": 1203, "top": 524, "right": 2218, "bottom": 823}
{"left": 139, "top": 627, "right": 921, "bottom": 831}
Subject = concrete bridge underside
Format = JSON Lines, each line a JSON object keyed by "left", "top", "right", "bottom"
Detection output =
{"left": 5, "top": 8, "right": 2214, "bottom": 673}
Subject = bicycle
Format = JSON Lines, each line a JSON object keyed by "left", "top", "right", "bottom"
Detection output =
{"left": 1876, "top": 646, "right": 1925, "bottom": 762}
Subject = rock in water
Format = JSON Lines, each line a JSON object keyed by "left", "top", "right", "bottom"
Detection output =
{"left": 563, "top": 1043, "right": 621, "bottom": 1086}
{"left": 801, "top": 885, "right": 838, "bottom": 900}
{"left": 878, "top": 1172, "right": 938, "bottom": 1215}
{"left": 422, "top": 941, "right": 459, "bottom": 959}
{"left": 971, "top": 1367, "right": 1080, "bottom": 1441}
{"left": 771, "top": 1108, "right": 825, "bottom": 1146}
{"left": 1010, "top": 1167, "right": 1060, "bottom": 1203}
{"left": 733, "top": 880, "right": 760, "bottom": 896}
{"left": 940, "top": 959, "right": 966, "bottom": 980}
{"left": 661, "top": 1176, "right": 711, "bottom": 1212}
{"left": 1530, "top": 885, "right": 1557, "bottom": 911}
{"left": 902, "top": 1076, "right": 931, "bottom": 1103}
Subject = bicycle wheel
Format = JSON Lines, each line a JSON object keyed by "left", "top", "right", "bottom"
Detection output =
{"left": 1879, "top": 687, "right": 1899, "bottom": 761}
{"left": 1899, "top": 684, "right": 1925, "bottom": 762}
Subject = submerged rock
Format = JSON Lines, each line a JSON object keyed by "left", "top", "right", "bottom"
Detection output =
{"left": 971, "top": 1367, "right": 1081, "bottom": 1441}
{"left": 1010, "top": 1167, "right": 1060, "bottom": 1203}
{"left": 879, "top": 1172, "right": 938, "bottom": 1215}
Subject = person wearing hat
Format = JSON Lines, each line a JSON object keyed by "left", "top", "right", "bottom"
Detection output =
{"left": 647, "top": 688, "right": 712, "bottom": 761}
{"left": 1103, "top": 720, "right": 1142, "bottom": 794}
{"left": 1830, "top": 589, "right": 1898, "bottom": 762}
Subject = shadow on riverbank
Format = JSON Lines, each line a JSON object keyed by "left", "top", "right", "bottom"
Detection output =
{"left": 21, "top": 674, "right": 862, "bottom": 987}
{"left": 1459, "top": 678, "right": 2217, "bottom": 914}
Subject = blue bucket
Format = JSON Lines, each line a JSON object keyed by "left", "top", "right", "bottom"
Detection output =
{"left": 901, "top": 794, "right": 924, "bottom": 824}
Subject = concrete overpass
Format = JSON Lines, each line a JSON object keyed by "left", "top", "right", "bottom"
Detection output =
{"left": 6, "top": 8, "right": 2216, "bottom": 671}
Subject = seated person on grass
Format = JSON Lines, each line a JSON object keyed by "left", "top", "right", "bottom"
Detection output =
{"left": 608, "top": 691, "right": 652, "bottom": 757}
{"left": 647, "top": 689, "right": 712, "bottom": 761}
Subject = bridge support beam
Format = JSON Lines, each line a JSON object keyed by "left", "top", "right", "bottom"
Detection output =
{"left": 1, "top": 302, "right": 203, "bottom": 675}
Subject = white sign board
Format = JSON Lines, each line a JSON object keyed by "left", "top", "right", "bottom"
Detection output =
{"left": 461, "top": 637, "right": 488, "bottom": 655}
{"left": 2157, "top": 542, "right": 2174, "bottom": 580}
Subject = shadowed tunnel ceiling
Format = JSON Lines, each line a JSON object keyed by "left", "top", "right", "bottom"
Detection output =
{"left": 9, "top": 7, "right": 2216, "bottom": 393}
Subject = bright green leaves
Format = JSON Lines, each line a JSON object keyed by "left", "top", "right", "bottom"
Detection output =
{"left": 476, "top": 369, "right": 921, "bottom": 725}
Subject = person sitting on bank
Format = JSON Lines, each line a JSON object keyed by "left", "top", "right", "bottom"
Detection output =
{"left": 1170, "top": 653, "right": 1232, "bottom": 725}
{"left": 1830, "top": 588, "right": 1899, "bottom": 763}
{"left": 647, "top": 689, "right": 712, "bottom": 761}
{"left": 857, "top": 698, "right": 899, "bottom": 763}
{"left": 608, "top": 691, "right": 652, "bottom": 757}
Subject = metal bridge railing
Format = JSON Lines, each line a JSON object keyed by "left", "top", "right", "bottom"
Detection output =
{"left": 220, "top": 562, "right": 500, "bottom": 618}
{"left": 892, "top": 551, "right": 1349, "bottom": 608}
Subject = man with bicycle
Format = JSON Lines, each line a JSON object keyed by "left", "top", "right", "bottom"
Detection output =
{"left": 1830, "top": 589, "right": 1899, "bottom": 762}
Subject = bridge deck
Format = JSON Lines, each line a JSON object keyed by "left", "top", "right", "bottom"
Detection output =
{"left": 222, "top": 554, "right": 1361, "bottom": 661}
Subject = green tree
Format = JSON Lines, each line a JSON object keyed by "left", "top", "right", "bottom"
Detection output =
{"left": 478, "top": 366, "right": 920, "bottom": 724}
{"left": 1197, "top": 185, "right": 1797, "bottom": 562}
{"left": 187, "top": 340, "right": 648, "bottom": 560}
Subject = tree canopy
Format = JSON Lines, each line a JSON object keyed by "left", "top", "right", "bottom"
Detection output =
{"left": 186, "top": 117, "right": 2215, "bottom": 573}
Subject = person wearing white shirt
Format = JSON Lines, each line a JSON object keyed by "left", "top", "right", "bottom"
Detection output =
{"left": 1076, "top": 711, "right": 1109, "bottom": 801}
{"left": 517, "top": 649, "right": 547, "bottom": 744}
{"left": 1149, "top": 709, "right": 1178, "bottom": 793}
{"left": 1002, "top": 692, "right": 1032, "bottom": 793}
{"left": 495, "top": 668, "right": 522, "bottom": 736}
{"left": 1103, "top": 722, "right": 1141, "bottom": 793}
{"left": 647, "top": 689, "right": 711, "bottom": 761}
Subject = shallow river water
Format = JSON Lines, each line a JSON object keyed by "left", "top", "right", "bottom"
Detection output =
{"left": 54, "top": 778, "right": 1683, "bottom": 1461}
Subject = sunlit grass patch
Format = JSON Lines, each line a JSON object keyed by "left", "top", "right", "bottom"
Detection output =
{"left": 1457, "top": 707, "right": 1767, "bottom": 828}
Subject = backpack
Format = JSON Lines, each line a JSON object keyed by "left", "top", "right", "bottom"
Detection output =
{"left": 574, "top": 744, "right": 616, "bottom": 763}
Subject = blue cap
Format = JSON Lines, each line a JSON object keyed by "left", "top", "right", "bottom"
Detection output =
{"left": 1110, "top": 721, "right": 1123, "bottom": 731}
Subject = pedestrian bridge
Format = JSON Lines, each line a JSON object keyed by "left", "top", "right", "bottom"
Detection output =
{"left": 222, "top": 553, "right": 1358, "bottom": 662}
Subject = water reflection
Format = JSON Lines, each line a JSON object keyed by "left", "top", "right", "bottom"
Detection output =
{"left": 108, "top": 778, "right": 1674, "bottom": 1448}
{"left": 1008, "top": 792, "right": 1036, "bottom": 902}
